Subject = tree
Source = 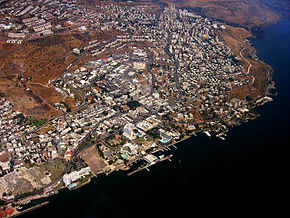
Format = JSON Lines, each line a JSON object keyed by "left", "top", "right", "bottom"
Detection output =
{"left": 126, "top": 100, "right": 140, "bottom": 110}
{"left": 0, "top": 199, "right": 6, "bottom": 206}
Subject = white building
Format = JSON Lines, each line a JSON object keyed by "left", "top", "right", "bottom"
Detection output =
{"left": 63, "top": 167, "right": 91, "bottom": 186}
{"left": 123, "top": 123, "right": 134, "bottom": 138}
{"left": 120, "top": 143, "right": 138, "bottom": 156}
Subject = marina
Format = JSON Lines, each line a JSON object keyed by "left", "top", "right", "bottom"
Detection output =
{"left": 127, "top": 155, "right": 173, "bottom": 176}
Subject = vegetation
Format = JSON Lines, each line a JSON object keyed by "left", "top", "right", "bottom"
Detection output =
{"left": 0, "top": 199, "right": 6, "bottom": 206}
{"left": 40, "top": 159, "right": 66, "bottom": 183}
{"left": 105, "top": 135, "right": 125, "bottom": 147}
{"left": 15, "top": 188, "right": 43, "bottom": 200}
{"left": 79, "top": 174, "right": 91, "bottom": 185}
{"left": 24, "top": 117, "right": 48, "bottom": 127}
{"left": 179, "top": 134, "right": 185, "bottom": 140}
{"left": 61, "top": 101, "right": 71, "bottom": 112}
{"left": 54, "top": 181, "right": 65, "bottom": 190}
{"left": 13, "top": 113, "right": 26, "bottom": 125}
{"left": 168, "top": 122, "right": 177, "bottom": 129}
{"left": 71, "top": 159, "right": 78, "bottom": 170}
{"left": 126, "top": 100, "right": 141, "bottom": 110}
{"left": 96, "top": 144, "right": 104, "bottom": 159}
{"left": 147, "top": 127, "right": 159, "bottom": 139}
{"left": 134, "top": 137, "right": 145, "bottom": 144}
{"left": 68, "top": 86, "right": 82, "bottom": 101}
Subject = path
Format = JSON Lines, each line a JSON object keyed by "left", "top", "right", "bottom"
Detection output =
{"left": 239, "top": 41, "right": 255, "bottom": 85}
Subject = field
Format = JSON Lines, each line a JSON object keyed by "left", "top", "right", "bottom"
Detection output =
{"left": 79, "top": 146, "right": 107, "bottom": 175}
{"left": 217, "top": 25, "right": 272, "bottom": 100}
{"left": 0, "top": 78, "right": 59, "bottom": 118}
{"left": 0, "top": 33, "right": 87, "bottom": 118}
{"left": 40, "top": 159, "right": 67, "bottom": 183}
{"left": 0, "top": 166, "right": 50, "bottom": 197}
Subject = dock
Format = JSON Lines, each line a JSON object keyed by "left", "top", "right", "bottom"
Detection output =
{"left": 205, "top": 131, "right": 211, "bottom": 137}
{"left": 12, "top": 201, "right": 49, "bottom": 217}
{"left": 127, "top": 155, "right": 173, "bottom": 176}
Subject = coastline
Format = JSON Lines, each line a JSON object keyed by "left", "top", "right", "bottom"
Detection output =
{"left": 61, "top": 19, "right": 277, "bottom": 190}
{"left": 1, "top": 8, "right": 281, "bottom": 218}
{"left": 11, "top": 39, "right": 275, "bottom": 218}
{"left": 10, "top": 201, "right": 49, "bottom": 218}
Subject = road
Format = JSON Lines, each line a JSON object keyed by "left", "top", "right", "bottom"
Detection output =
{"left": 147, "top": 56, "right": 156, "bottom": 97}
{"left": 239, "top": 40, "right": 255, "bottom": 85}
{"left": 164, "top": 32, "right": 183, "bottom": 97}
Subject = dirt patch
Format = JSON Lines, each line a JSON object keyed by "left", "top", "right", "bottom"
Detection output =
{"left": 0, "top": 78, "right": 61, "bottom": 119}
{"left": 217, "top": 25, "right": 252, "bottom": 55}
{"left": 29, "top": 83, "right": 63, "bottom": 107}
{"left": 218, "top": 25, "right": 271, "bottom": 99}
{"left": 0, "top": 33, "right": 88, "bottom": 118}
{"left": 79, "top": 146, "right": 106, "bottom": 175}
{"left": 40, "top": 159, "right": 67, "bottom": 183}
{"left": 26, "top": 89, "right": 43, "bottom": 104}
{"left": 0, "top": 151, "right": 10, "bottom": 162}
{"left": 0, "top": 62, "right": 21, "bottom": 77}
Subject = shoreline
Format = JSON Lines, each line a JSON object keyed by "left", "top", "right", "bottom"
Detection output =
{"left": 11, "top": 201, "right": 49, "bottom": 218}
{"left": 10, "top": 65, "right": 274, "bottom": 213}
{"left": 1, "top": 9, "right": 278, "bottom": 217}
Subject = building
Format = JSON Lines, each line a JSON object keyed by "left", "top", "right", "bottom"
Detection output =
{"left": 123, "top": 123, "right": 135, "bottom": 137}
{"left": 120, "top": 143, "right": 138, "bottom": 156}
{"left": 144, "top": 154, "right": 158, "bottom": 163}
{"left": 73, "top": 48, "right": 80, "bottom": 55}
{"left": 159, "top": 129, "right": 172, "bottom": 143}
{"left": 133, "top": 62, "right": 146, "bottom": 70}
{"left": 63, "top": 167, "right": 91, "bottom": 186}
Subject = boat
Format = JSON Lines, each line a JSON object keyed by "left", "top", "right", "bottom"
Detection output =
{"left": 161, "top": 154, "right": 173, "bottom": 161}
{"left": 205, "top": 131, "right": 211, "bottom": 137}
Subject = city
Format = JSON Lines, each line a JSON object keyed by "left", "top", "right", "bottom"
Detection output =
{"left": 0, "top": 0, "right": 275, "bottom": 215}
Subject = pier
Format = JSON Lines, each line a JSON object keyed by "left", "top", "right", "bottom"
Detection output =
{"left": 127, "top": 155, "right": 173, "bottom": 176}
{"left": 11, "top": 201, "right": 49, "bottom": 217}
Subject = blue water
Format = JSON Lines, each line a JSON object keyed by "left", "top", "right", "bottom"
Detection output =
{"left": 121, "top": 154, "right": 128, "bottom": 158}
{"left": 21, "top": 19, "right": 290, "bottom": 217}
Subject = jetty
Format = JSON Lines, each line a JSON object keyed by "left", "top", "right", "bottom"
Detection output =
{"left": 11, "top": 201, "right": 49, "bottom": 217}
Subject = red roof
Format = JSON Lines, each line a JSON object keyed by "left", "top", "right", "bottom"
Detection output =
{"left": 65, "top": 151, "right": 72, "bottom": 155}
{"left": 5, "top": 208, "right": 14, "bottom": 215}
{"left": 0, "top": 208, "right": 15, "bottom": 217}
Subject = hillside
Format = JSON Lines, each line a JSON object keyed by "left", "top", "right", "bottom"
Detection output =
{"left": 160, "top": 0, "right": 281, "bottom": 28}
